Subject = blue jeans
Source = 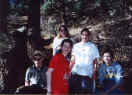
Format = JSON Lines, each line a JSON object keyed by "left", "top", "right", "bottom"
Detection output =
{"left": 96, "top": 79, "right": 123, "bottom": 95}
{"left": 69, "top": 74, "right": 93, "bottom": 94}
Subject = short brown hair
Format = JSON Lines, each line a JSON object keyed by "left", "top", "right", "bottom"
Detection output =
{"left": 80, "top": 28, "right": 91, "bottom": 35}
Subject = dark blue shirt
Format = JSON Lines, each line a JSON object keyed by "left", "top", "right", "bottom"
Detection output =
{"left": 98, "top": 62, "right": 123, "bottom": 90}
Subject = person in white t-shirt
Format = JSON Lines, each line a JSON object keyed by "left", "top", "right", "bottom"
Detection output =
{"left": 52, "top": 25, "right": 70, "bottom": 55}
{"left": 69, "top": 28, "right": 100, "bottom": 94}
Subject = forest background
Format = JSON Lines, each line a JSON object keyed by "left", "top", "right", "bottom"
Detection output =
{"left": 0, "top": 0, "right": 132, "bottom": 93}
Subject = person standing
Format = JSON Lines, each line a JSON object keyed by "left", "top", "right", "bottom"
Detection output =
{"left": 69, "top": 28, "right": 100, "bottom": 94}
{"left": 52, "top": 25, "right": 70, "bottom": 55}
{"left": 47, "top": 39, "right": 73, "bottom": 95}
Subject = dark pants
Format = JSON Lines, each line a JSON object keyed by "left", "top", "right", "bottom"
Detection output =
{"left": 69, "top": 74, "right": 93, "bottom": 94}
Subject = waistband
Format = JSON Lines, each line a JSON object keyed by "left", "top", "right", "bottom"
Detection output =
{"left": 71, "top": 73, "right": 92, "bottom": 80}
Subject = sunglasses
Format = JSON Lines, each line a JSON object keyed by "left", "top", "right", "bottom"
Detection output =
{"left": 33, "top": 54, "right": 42, "bottom": 61}
{"left": 34, "top": 53, "right": 42, "bottom": 57}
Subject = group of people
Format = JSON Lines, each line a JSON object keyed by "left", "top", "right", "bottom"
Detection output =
{"left": 24, "top": 25, "right": 123, "bottom": 95}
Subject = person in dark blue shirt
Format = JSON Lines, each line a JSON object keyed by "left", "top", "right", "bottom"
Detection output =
{"left": 97, "top": 47, "right": 123, "bottom": 95}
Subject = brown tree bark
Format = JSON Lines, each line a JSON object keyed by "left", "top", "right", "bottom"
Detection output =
{"left": 28, "top": 0, "right": 41, "bottom": 49}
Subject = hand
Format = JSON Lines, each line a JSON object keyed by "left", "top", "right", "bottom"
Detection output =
{"left": 47, "top": 87, "right": 51, "bottom": 95}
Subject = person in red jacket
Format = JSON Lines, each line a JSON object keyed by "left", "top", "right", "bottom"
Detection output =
{"left": 46, "top": 39, "right": 73, "bottom": 95}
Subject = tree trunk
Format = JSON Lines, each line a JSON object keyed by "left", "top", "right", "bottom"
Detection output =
{"left": 28, "top": 0, "right": 41, "bottom": 49}
{"left": 0, "top": 0, "right": 8, "bottom": 33}
{"left": 0, "top": 0, "right": 9, "bottom": 93}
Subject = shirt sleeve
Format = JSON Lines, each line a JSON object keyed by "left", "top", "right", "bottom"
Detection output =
{"left": 71, "top": 44, "right": 76, "bottom": 56}
{"left": 52, "top": 38, "right": 57, "bottom": 55}
{"left": 114, "top": 63, "right": 123, "bottom": 84}
{"left": 98, "top": 64, "right": 106, "bottom": 85}
{"left": 49, "top": 56, "right": 57, "bottom": 69}
{"left": 93, "top": 44, "right": 100, "bottom": 59}
{"left": 25, "top": 67, "right": 31, "bottom": 82}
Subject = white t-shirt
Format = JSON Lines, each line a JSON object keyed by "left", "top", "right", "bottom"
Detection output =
{"left": 52, "top": 37, "right": 64, "bottom": 55}
{"left": 71, "top": 42, "right": 100, "bottom": 78}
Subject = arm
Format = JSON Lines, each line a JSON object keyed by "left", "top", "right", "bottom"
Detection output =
{"left": 25, "top": 68, "right": 31, "bottom": 86}
{"left": 25, "top": 81, "right": 30, "bottom": 86}
{"left": 92, "top": 58, "right": 99, "bottom": 92}
{"left": 52, "top": 38, "right": 57, "bottom": 55}
{"left": 92, "top": 57, "right": 103, "bottom": 79}
{"left": 46, "top": 68, "right": 54, "bottom": 93}
{"left": 69, "top": 55, "right": 75, "bottom": 72}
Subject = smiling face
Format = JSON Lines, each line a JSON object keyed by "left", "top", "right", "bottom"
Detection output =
{"left": 62, "top": 42, "right": 72, "bottom": 57}
{"left": 103, "top": 52, "right": 112, "bottom": 64}
{"left": 81, "top": 31, "right": 89, "bottom": 42}
{"left": 59, "top": 27, "right": 67, "bottom": 37}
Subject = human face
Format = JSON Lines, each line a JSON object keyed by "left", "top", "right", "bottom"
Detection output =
{"left": 62, "top": 42, "right": 72, "bottom": 57}
{"left": 81, "top": 31, "right": 89, "bottom": 42}
{"left": 33, "top": 54, "right": 44, "bottom": 68}
{"left": 103, "top": 52, "right": 111, "bottom": 64}
{"left": 59, "top": 27, "right": 67, "bottom": 37}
